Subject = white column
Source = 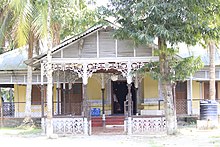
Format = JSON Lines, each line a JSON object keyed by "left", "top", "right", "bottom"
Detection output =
{"left": 56, "top": 83, "right": 61, "bottom": 115}
{"left": 97, "top": 31, "right": 99, "bottom": 58}
{"left": 134, "top": 74, "right": 139, "bottom": 114}
{"left": 46, "top": 50, "right": 53, "bottom": 137}
{"left": 83, "top": 63, "right": 88, "bottom": 85}
{"left": 115, "top": 39, "right": 118, "bottom": 57}
{"left": 82, "top": 63, "right": 89, "bottom": 135}
{"left": 127, "top": 117, "right": 132, "bottom": 135}
{"left": 41, "top": 62, "right": 45, "bottom": 133}
{"left": 56, "top": 71, "right": 60, "bottom": 115}
{"left": 83, "top": 117, "right": 89, "bottom": 135}
{"left": 126, "top": 62, "right": 132, "bottom": 134}
{"left": 190, "top": 76, "right": 193, "bottom": 115}
{"left": 187, "top": 75, "right": 193, "bottom": 115}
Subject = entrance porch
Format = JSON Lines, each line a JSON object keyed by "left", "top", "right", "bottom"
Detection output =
{"left": 25, "top": 23, "right": 164, "bottom": 135}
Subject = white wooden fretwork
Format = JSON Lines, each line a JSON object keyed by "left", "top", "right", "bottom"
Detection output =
{"left": 132, "top": 117, "right": 166, "bottom": 134}
{"left": 53, "top": 117, "right": 84, "bottom": 135}
{"left": 50, "top": 62, "right": 145, "bottom": 78}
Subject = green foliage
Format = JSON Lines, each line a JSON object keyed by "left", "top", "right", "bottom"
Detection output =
{"left": 101, "top": 0, "right": 219, "bottom": 82}
{"left": 0, "top": 88, "right": 14, "bottom": 102}
{"left": 139, "top": 56, "right": 204, "bottom": 82}
{"left": 51, "top": 0, "right": 98, "bottom": 40}
{"left": 101, "top": 0, "right": 220, "bottom": 46}
{"left": 174, "top": 56, "right": 204, "bottom": 81}
{"left": 0, "top": 0, "right": 14, "bottom": 51}
{"left": 0, "top": 0, "right": 98, "bottom": 50}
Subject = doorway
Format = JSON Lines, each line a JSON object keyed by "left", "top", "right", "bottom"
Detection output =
{"left": 175, "top": 82, "right": 187, "bottom": 115}
{"left": 112, "top": 81, "right": 136, "bottom": 115}
{"left": 61, "top": 83, "right": 82, "bottom": 115}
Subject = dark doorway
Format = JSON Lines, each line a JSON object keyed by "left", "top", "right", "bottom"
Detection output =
{"left": 61, "top": 83, "right": 82, "bottom": 115}
{"left": 112, "top": 81, "right": 136, "bottom": 115}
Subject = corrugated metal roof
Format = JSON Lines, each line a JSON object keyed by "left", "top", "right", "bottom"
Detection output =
{"left": 1, "top": 22, "right": 218, "bottom": 72}
{"left": 0, "top": 46, "right": 28, "bottom": 70}
{"left": 25, "top": 23, "right": 106, "bottom": 66}
{"left": 0, "top": 23, "right": 110, "bottom": 70}
{"left": 177, "top": 43, "right": 220, "bottom": 66}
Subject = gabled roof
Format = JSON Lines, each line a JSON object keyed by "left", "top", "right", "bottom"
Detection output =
{"left": 1, "top": 21, "right": 218, "bottom": 72}
{"left": 27, "top": 21, "right": 119, "bottom": 66}
{"left": 0, "top": 46, "right": 28, "bottom": 71}
{"left": 0, "top": 21, "right": 120, "bottom": 70}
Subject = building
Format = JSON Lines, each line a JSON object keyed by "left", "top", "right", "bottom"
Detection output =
{"left": 0, "top": 23, "right": 219, "bottom": 134}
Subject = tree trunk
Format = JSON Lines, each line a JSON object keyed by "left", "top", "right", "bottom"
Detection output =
{"left": 46, "top": 0, "right": 54, "bottom": 138}
{"left": 209, "top": 41, "right": 215, "bottom": 100}
{"left": 52, "top": 23, "right": 61, "bottom": 47}
{"left": 23, "top": 31, "right": 34, "bottom": 126}
{"left": 158, "top": 37, "right": 177, "bottom": 135}
{"left": 0, "top": 12, "right": 10, "bottom": 50}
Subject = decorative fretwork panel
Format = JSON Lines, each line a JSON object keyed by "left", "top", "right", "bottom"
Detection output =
{"left": 2, "top": 102, "right": 14, "bottom": 117}
{"left": 43, "top": 60, "right": 148, "bottom": 79}
{"left": 176, "top": 99, "right": 187, "bottom": 114}
{"left": 53, "top": 117, "right": 84, "bottom": 135}
{"left": 132, "top": 117, "right": 166, "bottom": 134}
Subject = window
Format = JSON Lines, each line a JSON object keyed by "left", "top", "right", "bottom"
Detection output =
{"left": 31, "top": 85, "right": 41, "bottom": 105}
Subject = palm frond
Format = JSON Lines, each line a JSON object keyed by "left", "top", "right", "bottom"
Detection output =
{"left": 10, "top": 0, "right": 34, "bottom": 47}
{"left": 33, "top": 3, "right": 48, "bottom": 39}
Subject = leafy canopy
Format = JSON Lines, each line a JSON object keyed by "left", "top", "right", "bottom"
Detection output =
{"left": 101, "top": 0, "right": 220, "bottom": 45}
{"left": 139, "top": 52, "right": 204, "bottom": 82}
{"left": 0, "top": 0, "right": 98, "bottom": 50}
{"left": 51, "top": 0, "right": 98, "bottom": 40}
{"left": 100, "top": 0, "right": 220, "bottom": 81}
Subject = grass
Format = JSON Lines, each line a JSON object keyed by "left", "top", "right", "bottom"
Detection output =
{"left": 210, "top": 135, "right": 220, "bottom": 138}
{"left": 0, "top": 127, "right": 42, "bottom": 136}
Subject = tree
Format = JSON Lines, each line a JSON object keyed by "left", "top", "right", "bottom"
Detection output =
{"left": 46, "top": 0, "right": 54, "bottom": 138}
{"left": 187, "top": 1, "right": 220, "bottom": 101}
{"left": 46, "top": 0, "right": 98, "bottom": 137}
{"left": 0, "top": 0, "right": 97, "bottom": 127}
{"left": 0, "top": 0, "right": 16, "bottom": 53}
{"left": 101, "top": 0, "right": 220, "bottom": 135}
{"left": 204, "top": 13, "right": 219, "bottom": 101}
{"left": 51, "top": 0, "right": 98, "bottom": 46}
{"left": 2, "top": 0, "right": 48, "bottom": 125}
{"left": 209, "top": 42, "right": 216, "bottom": 100}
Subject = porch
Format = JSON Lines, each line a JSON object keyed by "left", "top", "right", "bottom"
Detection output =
{"left": 0, "top": 97, "right": 206, "bottom": 135}
{"left": 0, "top": 86, "right": 168, "bottom": 135}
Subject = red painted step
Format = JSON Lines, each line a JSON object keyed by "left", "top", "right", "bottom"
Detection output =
{"left": 91, "top": 116, "right": 125, "bottom": 127}
{"left": 91, "top": 117, "right": 102, "bottom": 127}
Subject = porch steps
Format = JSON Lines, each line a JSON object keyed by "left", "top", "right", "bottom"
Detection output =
{"left": 91, "top": 116, "right": 125, "bottom": 127}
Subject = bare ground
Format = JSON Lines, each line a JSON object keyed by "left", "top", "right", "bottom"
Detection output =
{"left": 0, "top": 126, "right": 220, "bottom": 147}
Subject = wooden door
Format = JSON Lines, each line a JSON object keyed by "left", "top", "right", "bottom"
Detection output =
{"left": 61, "top": 83, "right": 82, "bottom": 115}
{"left": 175, "top": 82, "right": 187, "bottom": 115}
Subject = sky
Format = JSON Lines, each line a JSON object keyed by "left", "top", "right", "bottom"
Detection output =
{"left": 87, "top": 0, "right": 108, "bottom": 9}
{"left": 96, "top": 0, "right": 108, "bottom": 6}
